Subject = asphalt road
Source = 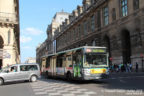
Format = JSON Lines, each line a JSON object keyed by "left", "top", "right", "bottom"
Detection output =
{"left": 0, "top": 73, "right": 144, "bottom": 96}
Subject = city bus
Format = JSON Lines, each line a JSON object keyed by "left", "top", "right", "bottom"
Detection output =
{"left": 42, "top": 46, "right": 109, "bottom": 80}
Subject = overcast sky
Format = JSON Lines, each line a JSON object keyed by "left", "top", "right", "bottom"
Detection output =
{"left": 19, "top": 0, "right": 82, "bottom": 63}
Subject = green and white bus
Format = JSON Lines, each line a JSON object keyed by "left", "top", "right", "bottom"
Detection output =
{"left": 42, "top": 46, "right": 109, "bottom": 80}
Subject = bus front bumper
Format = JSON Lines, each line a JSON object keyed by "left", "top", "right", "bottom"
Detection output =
{"left": 83, "top": 74, "right": 109, "bottom": 80}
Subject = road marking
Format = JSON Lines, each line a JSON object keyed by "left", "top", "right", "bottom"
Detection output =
{"left": 30, "top": 79, "right": 96, "bottom": 96}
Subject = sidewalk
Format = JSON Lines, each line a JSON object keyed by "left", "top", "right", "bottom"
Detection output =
{"left": 110, "top": 72, "right": 144, "bottom": 75}
{"left": 109, "top": 71, "right": 144, "bottom": 79}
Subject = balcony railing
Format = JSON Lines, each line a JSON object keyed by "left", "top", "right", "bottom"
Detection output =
{"left": 0, "top": 12, "right": 18, "bottom": 24}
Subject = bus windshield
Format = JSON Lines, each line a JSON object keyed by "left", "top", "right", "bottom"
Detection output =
{"left": 84, "top": 53, "right": 107, "bottom": 68}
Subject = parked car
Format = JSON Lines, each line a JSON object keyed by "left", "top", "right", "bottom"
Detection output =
{"left": 0, "top": 63, "right": 40, "bottom": 85}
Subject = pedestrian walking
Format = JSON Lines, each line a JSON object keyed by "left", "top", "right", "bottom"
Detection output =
{"left": 136, "top": 62, "right": 138, "bottom": 72}
{"left": 129, "top": 63, "right": 132, "bottom": 72}
{"left": 127, "top": 62, "right": 131, "bottom": 72}
{"left": 118, "top": 64, "right": 122, "bottom": 72}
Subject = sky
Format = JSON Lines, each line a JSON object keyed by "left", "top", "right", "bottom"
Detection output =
{"left": 19, "top": 0, "right": 82, "bottom": 63}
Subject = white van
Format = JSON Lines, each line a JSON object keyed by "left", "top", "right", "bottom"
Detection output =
{"left": 0, "top": 63, "right": 40, "bottom": 85}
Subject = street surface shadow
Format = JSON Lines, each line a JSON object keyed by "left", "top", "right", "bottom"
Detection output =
{"left": 2, "top": 80, "right": 30, "bottom": 86}
{"left": 39, "top": 77, "right": 107, "bottom": 85}
{"left": 100, "top": 78, "right": 144, "bottom": 91}
{"left": 40, "top": 75, "right": 144, "bottom": 91}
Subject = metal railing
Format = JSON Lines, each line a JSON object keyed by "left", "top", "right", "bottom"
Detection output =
{"left": 0, "top": 12, "right": 18, "bottom": 23}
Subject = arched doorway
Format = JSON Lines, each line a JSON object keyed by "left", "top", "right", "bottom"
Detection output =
{"left": 0, "top": 36, "right": 4, "bottom": 69}
{"left": 121, "top": 29, "right": 131, "bottom": 64}
{"left": 103, "top": 35, "right": 111, "bottom": 65}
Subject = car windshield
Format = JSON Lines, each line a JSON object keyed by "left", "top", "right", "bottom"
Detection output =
{"left": 0, "top": 67, "right": 9, "bottom": 73}
{"left": 84, "top": 53, "right": 108, "bottom": 68}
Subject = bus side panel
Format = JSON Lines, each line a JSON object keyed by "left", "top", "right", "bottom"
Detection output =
{"left": 49, "top": 58, "right": 53, "bottom": 76}
{"left": 56, "top": 67, "right": 65, "bottom": 76}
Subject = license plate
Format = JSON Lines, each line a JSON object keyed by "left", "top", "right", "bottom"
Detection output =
{"left": 90, "top": 69, "right": 106, "bottom": 74}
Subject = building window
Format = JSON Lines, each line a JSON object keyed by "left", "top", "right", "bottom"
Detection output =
{"left": 112, "top": 8, "right": 116, "bottom": 21}
{"left": 103, "top": 6, "right": 109, "bottom": 26}
{"left": 84, "top": 21, "right": 87, "bottom": 35}
{"left": 97, "top": 10, "right": 101, "bottom": 28}
{"left": 8, "top": 30, "right": 11, "bottom": 44}
{"left": 91, "top": 0, "right": 95, "bottom": 4}
{"left": 73, "top": 29, "right": 76, "bottom": 40}
{"left": 75, "top": 28, "right": 77, "bottom": 40}
{"left": 91, "top": 15, "right": 95, "bottom": 32}
{"left": 80, "top": 24, "right": 84, "bottom": 36}
{"left": 133, "top": 0, "right": 139, "bottom": 10}
{"left": 120, "top": 0, "right": 128, "bottom": 17}
{"left": 70, "top": 31, "right": 72, "bottom": 42}
{"left": 78, "top": 25, "right": 80, "bottom": 38}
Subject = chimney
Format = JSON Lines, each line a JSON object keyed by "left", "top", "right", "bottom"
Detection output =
{"left": 83, "top": 0, "right": 91, "bottom": 10}
{"left": 77, "top": 5, "right": 83, "bottom": 15}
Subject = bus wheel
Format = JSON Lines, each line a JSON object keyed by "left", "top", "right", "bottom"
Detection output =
{"left": 67, "top": 73, "right": 72, "bottom": 81}
{"left": 45, "top": 71, "right": 48, "bottom": 78}
{"left": 0, "top": 78, "right": 4, "bottom": 85}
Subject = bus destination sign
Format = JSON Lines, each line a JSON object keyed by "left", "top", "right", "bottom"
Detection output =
{"left": 85, "top": 48, "right": 106, "bottom": 53}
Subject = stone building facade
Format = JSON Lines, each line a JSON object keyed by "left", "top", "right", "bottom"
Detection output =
{"left": 0, "top": 0, "right": 20, "bottom": 68}
{"left": 47, "top": 11, "right": 70, "bottom": 55}
{"left": 55, "top": 0, "right": 144, "bottom": 71}
{"left": 25, "top": 57, "right": 36, "bottom": 64}
{"left": 36, "top": 40, "right": 47, "bottom": 65}
{"left": 36, "top": 11, "right": 70, "bottom": 67}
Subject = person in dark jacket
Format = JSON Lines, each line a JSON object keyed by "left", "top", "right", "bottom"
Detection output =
{"left": 136, "top": 62, "right": 138, "bottom": 72}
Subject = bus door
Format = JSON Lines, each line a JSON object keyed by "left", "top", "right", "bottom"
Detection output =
{"left": 52, "top": 57, "right": 56, "bottom": 76}
{"left": 50, "top": 58, "right": 53, "bottom": 76}
{"left": 41, "top": 58, "right": 46, "bottom": 73}
{"left": 73, "top": 54, "right": 82, "bottom": 78}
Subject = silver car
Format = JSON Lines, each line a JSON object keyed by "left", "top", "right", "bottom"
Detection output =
{"left": 0, "top": 64, "right": 40, "bottom": 85}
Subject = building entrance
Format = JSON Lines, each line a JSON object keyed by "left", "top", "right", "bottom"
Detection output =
{"left": 121, "top": 30, "right": 131, "bottom": 64}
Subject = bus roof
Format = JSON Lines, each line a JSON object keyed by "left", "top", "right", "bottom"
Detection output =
{"left": 42, "top": 46, "right": 106, "bottom": 58}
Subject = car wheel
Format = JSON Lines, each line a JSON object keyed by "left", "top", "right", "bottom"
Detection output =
{"left": 30, "top": 75, "right": 37, "bottom": 82}
{"left": 0, "top": 78, "right": 4, "bottom": 85}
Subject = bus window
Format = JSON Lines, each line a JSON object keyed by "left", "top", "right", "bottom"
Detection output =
{"left": 62, "top": 57, "right": 66, "bottom": 67}
{"left": 84, "top": 53, "right": 107, "bottom": 67}
{"left": 66, "top": 56, "right": 72, "bottom": 67}
{"left": 46, "top": 58, "right": 50, "bottom": 68}
{"left": 72, "top": 55, "right": 76, "bottom": 65}
{"left": 56, "top": 55, "right": 63, "bottom": 67}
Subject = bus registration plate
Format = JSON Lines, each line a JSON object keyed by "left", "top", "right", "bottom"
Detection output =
{"left": 90, "top": 69, "right": 106, "bottom": 74}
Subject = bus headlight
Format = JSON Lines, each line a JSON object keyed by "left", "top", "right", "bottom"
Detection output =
{"left": 103, "top": 69, "right": 106, "bottom": 73}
